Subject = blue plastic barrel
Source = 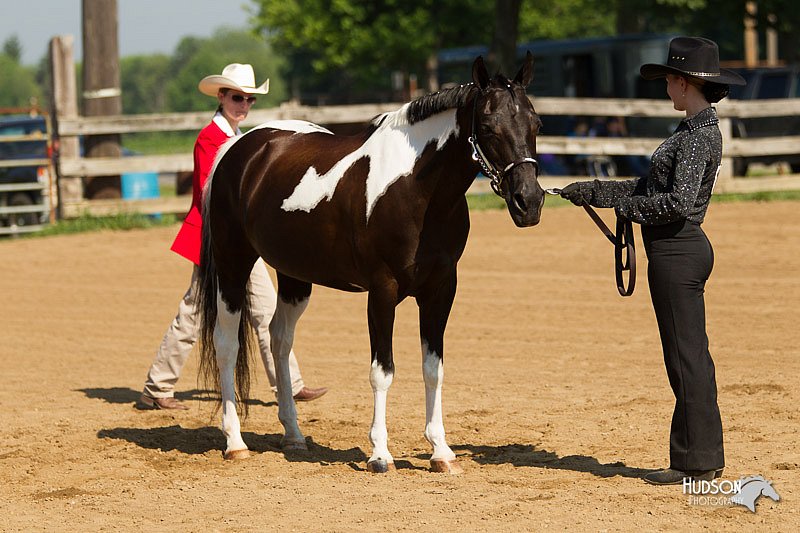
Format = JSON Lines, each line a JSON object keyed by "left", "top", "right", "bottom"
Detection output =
{"left": 121, "top": 172, "right": 160, "bottom": 200}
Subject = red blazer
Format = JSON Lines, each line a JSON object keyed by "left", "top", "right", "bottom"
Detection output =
{"left": 170, "top": 120, "right": 230, "bottom": 265}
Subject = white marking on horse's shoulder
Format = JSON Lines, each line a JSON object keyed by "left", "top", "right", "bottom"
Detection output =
{"left": 249, "top": 120, "right": 334, "bottom": 135}
{"left": 282, "top": 106, "right": 459, "bottom": 219}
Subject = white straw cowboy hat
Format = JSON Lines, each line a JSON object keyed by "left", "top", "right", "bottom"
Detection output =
{"left": 198, "top": 63, "right": 270, "bottom": 96}
{"left": 640, "top": 37, "right": 745, "bottom": 86}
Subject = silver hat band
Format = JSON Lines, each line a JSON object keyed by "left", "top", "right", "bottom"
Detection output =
{"left": 684, "top": 70, "right": 720, "bottom": 77}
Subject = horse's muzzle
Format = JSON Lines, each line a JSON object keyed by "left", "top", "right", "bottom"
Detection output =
{"left": 505, "top": 168, "right": 544, "bottom": 227}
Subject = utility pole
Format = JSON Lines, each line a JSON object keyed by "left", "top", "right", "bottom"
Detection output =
{"left": 82, "top": 0, "right": 122, "bottom": 199}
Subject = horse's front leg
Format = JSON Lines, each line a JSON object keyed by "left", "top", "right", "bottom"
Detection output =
{"left": 214, "top": 293, "right": 249, "bottom": 460}
{"left": 417, "top": 270, "right": 461, "bottom": 474}
{"left": 366, "top": 283, "right": 399, "bottom": 473}
{"left": 270, "top": 273, "right": 310, "bottom": 450}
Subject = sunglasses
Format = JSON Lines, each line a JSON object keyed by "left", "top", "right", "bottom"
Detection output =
{"left": 230, "top": 94, "right": 257, "bottom": 104}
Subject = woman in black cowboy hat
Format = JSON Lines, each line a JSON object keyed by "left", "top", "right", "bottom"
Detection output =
{"left": 559, "top": 36, "right": 745, "bottom": 485}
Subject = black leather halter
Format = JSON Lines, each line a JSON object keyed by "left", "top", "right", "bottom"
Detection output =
{"left": 467, "top": 93, "right": 538, "bottom": 197}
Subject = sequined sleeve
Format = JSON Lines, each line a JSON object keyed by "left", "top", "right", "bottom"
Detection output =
{"left": 567, "top": 107, "right": 721, "bottom": 225}
{"left": 615, "top": 135, "right": 710, "bottom": 225}
{"left": 579, "top": 178, "right": 642, "bottom": 208}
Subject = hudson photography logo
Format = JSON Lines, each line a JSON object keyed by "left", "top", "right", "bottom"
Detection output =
{"left": 683, "top": 475, "right": 781, "bottom": 512}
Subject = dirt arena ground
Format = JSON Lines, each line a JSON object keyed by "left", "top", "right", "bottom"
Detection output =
{"left": 1, "top": 200, "right": 798, "bottom": 531}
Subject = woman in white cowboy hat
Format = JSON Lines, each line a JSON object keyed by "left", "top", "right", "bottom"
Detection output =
{"left": 139, "top": 64, "right": 327, "bottom": 411}
{"left": 559, "top": 37, "right": 745, "bottom": 485}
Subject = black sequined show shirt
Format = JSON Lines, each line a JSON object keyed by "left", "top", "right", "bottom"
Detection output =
{"left": 579, "top": 106, "right": 723, "bottom": 225}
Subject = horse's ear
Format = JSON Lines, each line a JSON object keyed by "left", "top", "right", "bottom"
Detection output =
{"left": 513, "top": 51, "right": 535, "bottom": 88}
{"left": 472, "top": 56, "right": 490, "bottom": 90}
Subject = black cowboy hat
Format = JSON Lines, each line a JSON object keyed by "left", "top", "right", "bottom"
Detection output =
{"left": 640, "top": 36, "right": 746, "bottom": 86}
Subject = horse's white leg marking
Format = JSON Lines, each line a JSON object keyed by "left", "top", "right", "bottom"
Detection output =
{"left": 214, "top": 291, "right": 248, "bottom": 458}
{"left": 422, "top": 340, "right": 456, "bottom": 465}
{"left": 269, "top": 295, "right": 308, "bottom": 450}
{"left": 368, "top": 359, "right": 395, "bottom": 470}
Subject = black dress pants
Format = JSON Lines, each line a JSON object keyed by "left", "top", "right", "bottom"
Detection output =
{"left": 642, "top": 219, "right": 724, "bottom": 471}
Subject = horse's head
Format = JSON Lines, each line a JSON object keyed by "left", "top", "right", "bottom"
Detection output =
{"left": 470, "top": 52, "right": 544, "bottom": 227}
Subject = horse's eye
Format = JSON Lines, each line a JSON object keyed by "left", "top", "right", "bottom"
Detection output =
{"left": 479, "top": 124, "right": 497, "bottom": 136}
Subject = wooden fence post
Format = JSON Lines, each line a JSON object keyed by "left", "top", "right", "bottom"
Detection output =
{"left": 49, "top": 35, "right": 82, "bottom": 215}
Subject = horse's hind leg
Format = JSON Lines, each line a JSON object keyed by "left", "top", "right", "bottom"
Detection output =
{"left": 270, "top": 272, "right": 311, "bottom": 450}
{"left": 417, "top": 270, "right": 461, "bottom": 474}
{"left": 215, "top": 290, "right": 248, "bottom": 459}
{"left": 214, "top": 252, "right": 258, "bottom": 460}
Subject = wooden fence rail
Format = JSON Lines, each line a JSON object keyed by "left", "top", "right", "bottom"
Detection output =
{"left": 53, "top": 97, "right": 800, "bottom": 218}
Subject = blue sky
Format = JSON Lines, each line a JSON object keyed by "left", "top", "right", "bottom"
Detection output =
{"left": 0, "top": 0, "right": 251, "bottom": 65}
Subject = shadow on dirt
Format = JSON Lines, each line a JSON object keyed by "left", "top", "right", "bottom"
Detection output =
{"left": 97, "top": 425, "right": 368, "bottom": 468}
{"left": 98, "top": 425, "right": 258, "bottom": 455}
{"left": 452, "top": 443, "right": 652, "bottom": 479}
{"left": 76, "top": 387, "right": 277, "bottom": 407}
{"left": 77, "top": 387, "right": 142, "bottom": 404}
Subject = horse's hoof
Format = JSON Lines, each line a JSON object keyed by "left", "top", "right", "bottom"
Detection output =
{"left": 281, "top": 439, "right": 308, "bottom": 451}
{"left": 430, "top": 458, "right": 462, "bottom": 474}
{"left": 223, "top": 448, "right": 250, "bottom": 460}
{"left": 366, "top": 459, "right": 396, "bottom": 473}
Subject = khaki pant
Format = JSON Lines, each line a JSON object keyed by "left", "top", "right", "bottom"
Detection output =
{"left": 143, "top": 260, "right": 304, "bottom": 399}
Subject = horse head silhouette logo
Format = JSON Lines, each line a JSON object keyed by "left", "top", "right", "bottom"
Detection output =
{"left": 730, "top": 475, "right": 780, "bottom": 512}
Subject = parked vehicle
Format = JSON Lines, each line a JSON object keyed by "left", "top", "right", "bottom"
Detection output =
{"left": 438, "top": 34, "right": 676, "bottom": 137}
{"left": 437, "top": 34, "right": 676, "bottom": 176}
{"left": 727, "top": 64, "right": 800, "bottom": 175}
{"left": 1, "top": 113, "right": 163, "bottom": 233}
{"left": 0, "top": 114, "right": 52, "bottom": 229}
{"left": 438, "top": 37, "right": 800, "bottom": 177}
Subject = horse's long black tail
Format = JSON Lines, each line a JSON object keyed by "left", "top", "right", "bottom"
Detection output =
{"left": 196, "top": 173, "right": 254, "bottom": 418}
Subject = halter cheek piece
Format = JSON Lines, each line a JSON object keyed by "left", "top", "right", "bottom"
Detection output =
{"left": 468, "top": 94, "right": 538, "bottom": 197}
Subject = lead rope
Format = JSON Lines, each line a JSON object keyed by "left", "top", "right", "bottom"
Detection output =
{"left": 546, "top": 188, "right": 636, "bottom": 297}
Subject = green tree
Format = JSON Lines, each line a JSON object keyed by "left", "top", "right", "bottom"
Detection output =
{"left": 519, "top": 0, "right": 615, "bottom": 40}
{"left": 250, "top": 0, "right": 492, "bottom": 102}
{"left": 164, "top": 27, "right": 287, "bottom": 112}
{"left": 120, "top": 54, "right": 171, "bottom": 114}
{"left": 250, "top": 0, "right": 800, "bottom": 104}
{"left": 0, "top": 55, "right": 42, "bottom": 108}
{"left": 610, "top": 0, "right": 800, "bottom": 63}
{"left": 114, "top": 27, "right": 287, "bottom": 115}
{"left": 3, "top": 35, "right": 22, "bottom": 63}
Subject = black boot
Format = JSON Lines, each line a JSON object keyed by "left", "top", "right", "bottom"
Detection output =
{"left": 643, "top": 468, "right": 723, "bottom": 485}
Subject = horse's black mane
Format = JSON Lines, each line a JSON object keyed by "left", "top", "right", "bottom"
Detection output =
{"left": 405, "top": 83, "right": 477, "bottom": 125}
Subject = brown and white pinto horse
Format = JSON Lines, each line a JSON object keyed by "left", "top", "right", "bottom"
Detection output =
{"left": 197, "top": 54, "right": 544, "bottom": 473}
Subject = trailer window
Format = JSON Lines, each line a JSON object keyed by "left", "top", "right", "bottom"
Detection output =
{"left": 756, "top": 73, "right": 789, "bottom": 99}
